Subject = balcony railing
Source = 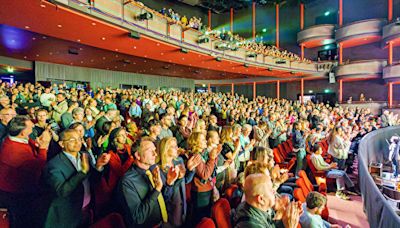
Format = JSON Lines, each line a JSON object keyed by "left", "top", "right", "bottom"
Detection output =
{"left": 52, "top": 0, "right": 319, "bottom": 73}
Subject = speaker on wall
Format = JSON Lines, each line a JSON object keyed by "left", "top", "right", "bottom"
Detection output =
{"left": 329, "top": 72, "right": 336, "bottom": 84}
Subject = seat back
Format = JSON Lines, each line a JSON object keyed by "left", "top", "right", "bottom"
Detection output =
{"left": 277, "top": 144, "right": 286, "bottom": 157}
{"left": 89, "top": 213, "right": 126, "bottom": 228}
{"left": 211, "top": 198, "right": 231, "bottom": 228}
{"left": 0, "top": 209, "right": 9, "bottom": 228}
{"left": 293, "top": 188, "right": 306, "bottom": 203}
{"left": 282, "top": 141, "right": 292, "bottom": 155}
{"left": 273, "top": 148, "right": 284, "bottom": 163}
{"left": 306, "top": 155, "right": 319, "bottom": 175}
{"left": 196, "top": 217, "right": 216, "bottom": 228}
{"left": 298, "top": 170, "right": 313, "bottom": 193}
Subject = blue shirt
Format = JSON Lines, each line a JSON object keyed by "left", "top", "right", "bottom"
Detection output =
{"left": 299, "top": 204, "right": 331, "bottom": 228}
{"left": 129, "top": 104, "right": 142, "bottom": 118}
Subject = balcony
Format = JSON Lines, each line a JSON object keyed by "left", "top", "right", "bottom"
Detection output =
{"left": 47, "top": 0, "right": 319, "bottom": 74}
{"left": 335, "top": 59, "right": 386, "bottom": 80}
{"left": 382, "top": 22, "right": 400, "bottom": 47}
{"left": 383, "top": 63, "right": 400, "bottom": 83}
{"left": 336, "top": 19, "right": 386, "bottom": 48}
{"left": 297, "top": 24, "right": 335, "bottom": 48}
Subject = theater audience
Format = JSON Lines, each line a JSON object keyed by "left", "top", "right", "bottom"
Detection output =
{"left": 0, "top": 80, "right": 395, "bottom": 228}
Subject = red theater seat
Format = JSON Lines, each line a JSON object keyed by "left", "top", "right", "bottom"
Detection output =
{"left": 196, "top": 217, "right": 216, "bottom": 228}
{"left": 211, "top": 198, "right": 231, "bottom": 228}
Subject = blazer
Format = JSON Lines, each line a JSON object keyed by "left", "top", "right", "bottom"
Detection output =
{"left": 42, "top": 151, "right": 95, "bottom": 228}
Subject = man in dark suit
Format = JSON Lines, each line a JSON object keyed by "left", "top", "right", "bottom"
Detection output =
{"left": 42, "top": 129, "right": 110, "bottom": 228}
{"left": 118, "top": 137, "right": 178, "bottom": 227}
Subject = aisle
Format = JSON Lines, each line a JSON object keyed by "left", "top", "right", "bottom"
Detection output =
{"left": 327, "top": 194, "right": 369, "bottom": 228}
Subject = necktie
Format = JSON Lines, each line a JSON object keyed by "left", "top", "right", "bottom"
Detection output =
{"left": 145, "top": 170, "right": 168, "bottom": 223}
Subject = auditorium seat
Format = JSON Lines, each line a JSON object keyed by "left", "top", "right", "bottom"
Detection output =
{"left": 196, "top": 217, "right": 216, "bottom": 228}
{"left": 224, "top": 184, "right": 241, "bottom": 208}
{"left": 89, "top": 213, "right": 126, "bottom": 228}
{"left": 0, "top": 209, "right": 9, "bottom": 228}
{"left": 273, "top": 148, "right": 296, "bottom": 171}
{"left": 306, "top": 155, "right": 335, "bottom": 190}
{"left": 211, "top": 198, "right": 231, "bottom": 228}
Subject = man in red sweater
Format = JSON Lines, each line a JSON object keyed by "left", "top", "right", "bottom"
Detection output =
{"left": 0, "top": 115, "right": 51, "bottom": 227}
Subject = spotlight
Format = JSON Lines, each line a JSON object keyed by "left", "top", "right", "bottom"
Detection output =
{"left": 128, "top": 31, "right": 141, "bottom": 39}
{"left": 180, "top": 48, "right": 188, "bottom": 54}
{"left": 137, "top": 12, "right": 153, "bottom": 20}
{"left": 215, "top": 57, "right": 222, "bottom": 62}
{"left": 244, "top": 63, "right": 249, "bottom": 68}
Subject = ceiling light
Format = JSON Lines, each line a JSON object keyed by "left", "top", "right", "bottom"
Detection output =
{"left": 90, "top": 59, "right": 94, "bottom": 62}
{"left": 114, "top": 66, "right": 118, "bottom": 68}
{"left": 77, "top": 39, "right": 81, "bottom": 42}
{"left": 42, "top": 36, "right": 47, "bottom": 39}
{"left": 80, "top": 61, "right": 84, "bottom": 63}
{"left": 144, "top": 55, "right": 147, "bottom": 57}
{"left": 144, "top": 60, "right": 147, "bottom": 63}
{"left": 101, "top": 37, "right": 106, "bottom": 40}
{"left": 102, "top": 57, "right": 106, "bottom": 60}
{"left": 36, "top": 54, "right": 39, "bottom": 57}
{"left": 23, "top": 56, "right": 27, "bottom": 59}
{"left": 40, "top": 4, "right": 46, "bottom": 8}
{"left": 309, "top": 90, "right": 313, "bottom": 93}
{"left": 161, "top": 53, "right": 164, "bottom": 55}
{"left": 133, "top": 46, "right": 137, "bottom": 49}
{"left": 324, "top": 11, "right": 330, "bottom": 16}
{"left": 57, "top": 24, "right": 62, "bottom": 28}
{"left": 49, "top": 52, "right": 53, "bottom": 55}
{"left": 92, "top": 22, "right": 96, "bottom": 26}
{"left": 79, "top": 48, "right": 83, "bottom": 51}
{"left": 25, "top": 26, "right": 30, "bottom": 29}
{"left": 115, "top": 49, "right": 119, "bottom": 51}
{"left": 115, "top": 55, "right": 119, "bottom": 57}
{"left": 157, "top": 43, "right": 160, "bottom": 46}
{"left": 32, "top": 37, "right": 36, "bottom": 40}
{"left": 6, "top": 66, "right": 14, "bottom": 73}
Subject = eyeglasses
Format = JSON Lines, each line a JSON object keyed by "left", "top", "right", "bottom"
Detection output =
{"left": 63, "top": 137, "right": 82, "bottom": 143}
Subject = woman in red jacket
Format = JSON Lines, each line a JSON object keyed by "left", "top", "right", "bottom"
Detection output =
{"left": 95, "top": 127, "right": 134, "bottom": 216}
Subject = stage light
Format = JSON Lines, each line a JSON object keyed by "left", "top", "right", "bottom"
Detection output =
{"left": 309, "top": 90, "right": 313, "bottom": 93}
{"left": 215, "top": 57, "right": 222, "bottom": 62}
{"left": 138, "top": 12, "right": 153, "bottom": 20}
{"left": 202, "top": 84, "right": 206, "bottom": 87}
{"left": 324, "top": 89, "right": 330, "bottom": 93}
{"left": 324, "top": 11, "right": 330, "bottom": 16}
{"left": 262, "top": 28, "right": 267, "bottom": 33}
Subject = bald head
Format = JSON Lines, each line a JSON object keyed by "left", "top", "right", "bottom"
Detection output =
{"left": 244, "top": 173, "right": 275, "bottom": 211}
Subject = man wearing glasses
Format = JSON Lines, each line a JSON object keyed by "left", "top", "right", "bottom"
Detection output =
{"left": 43, "top": 128, "right": 110, "bottom": 227}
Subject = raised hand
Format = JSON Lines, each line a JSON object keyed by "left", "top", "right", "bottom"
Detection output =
{"left": 177, "top": 163, "right": 186, "bottom": 179}
{"left": 187, "top": 153, "right": 202, "bottom": 171}
{"left": 209, "top": 144, "right": 222, "bottom": 160}
{"left": 37, "top": 130, "right": 52, "bottom": 149}
{"left": 81, "top": 153, "right": 90, "bottom": 174}
{"left": 166, "top": 166, "right": 179, "bottom": 186}
{"left": 282, "top": 202, "right": 301, "bottom": 228}
{"left": 152, "top": 166, "right": 163, "bottom": 192}
{"left": 96, "top": 153, "right": 111, "bottom": 170}
{"left": 274, "top": 195, "right": 290, "bottom": 220}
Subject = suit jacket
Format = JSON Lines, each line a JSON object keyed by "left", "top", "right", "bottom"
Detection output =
{"left": 42, "top": 152, "right": 94, "bottom": 228}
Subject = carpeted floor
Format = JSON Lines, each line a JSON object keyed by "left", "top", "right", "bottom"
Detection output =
{"left": 327, "top": 194, "right": 369, "bottom": 228}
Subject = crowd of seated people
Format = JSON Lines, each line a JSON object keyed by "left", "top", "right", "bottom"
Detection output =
{"left": 0, "top": 80, "right": 395, "bottom": 228}
{"left": 159, "top": 7, "right": 203, "bottom": 30}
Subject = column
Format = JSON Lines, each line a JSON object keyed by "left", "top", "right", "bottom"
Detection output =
{"left": 339, "top": 79, "right": 343, "bottom": 103}
{"left": 252, "top": 1, "right": 256, "bottom": 40}
{"left": 276, "top": 81, "right": 280, "bottom": 99}
{"left": 389, "top": 0, "right": 393, "bottom": 22}
{"left": 276, "top": 3, "right": 280, "bottom": 48}
{"left": 208, "top": 83, "right": 211, "bottom": 93}
{"left": 300, "top": 3, "right": 304, "bottom": 30}
{"left": 231, "top": 83, "right": 234, "bottom": 96}
{"left": 230, "top": 8, "right": 234, "bottom": 33}
{"left": 253, "top": 82, "right": 257, "bottom": 100}
{"left": 300, "top": 78, "right": 304, "bottom": 103}
{"left": 339, "top": 43, "right": 343, "bottom": 65}
{"left": 301, "top": 44, "right": 305, "bottom": 61}
{"left": 388, "top": 82, "right": 393, "bottom": 108}
{"left": 389, "top": 41, "right": 393, "bottom": 65}
{"left": 338, "top": 0, "right": 343, "bottom": 26}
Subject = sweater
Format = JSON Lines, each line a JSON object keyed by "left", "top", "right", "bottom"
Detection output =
{"left": 0, "top": 137, "right": 47, "bottom": 193}
{"left": 310, "top": 154, "right": 331, "bottom": 171}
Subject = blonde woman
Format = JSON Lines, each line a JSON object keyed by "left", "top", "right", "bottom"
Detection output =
{"left": 253, "top": 121, "right": 272, "bottom": 148}
{"left": 220, "top": 126, "right": 241, "bottom": 185}
{"left": 159, "top": 137, "right": 201, "bottom": 227}
{"left": 187, "top": 132, "right": 220, "bottom": 225}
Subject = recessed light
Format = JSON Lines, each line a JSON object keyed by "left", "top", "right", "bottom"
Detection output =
{"left": 123, "top": 64, "right": 126, "bottom": 67}
{"left": 25, "top": 26, "right": 30, "bottom": 29}
{"left": 57, "top": 24, "right": 62, "bottom": 28}
{"left": 70, "top": 63, "right": 73, "bottom": 65}
{"left": 40, "top": 4, "right": 46, "bottom": 8}
{"left": 23, "top": 56, "right": 27, "bottom": 59}
{"left": 79, "top": 48, "right": 83, "bottom": 51}
{"left": 115, "top": 55, "right": 119, "bottom": 57}
{"left": 144, "top": 60, "right": 147, "bottom": 63}
{"left": 32, "top": 37, "right": 36, "bottom": 40}
{"left": 161, "top": 53, "right": 164, "bottom": 55}
{"left": 80, "top": 61, "right": 84, "bottom": 63}
{"left": 114, "top": 66, "right": 118, "bottom": 68}
{"left": 36, "top": 54, "right": 39, "bottom": 57}
{"left": 77, "top": 39, "right": 81, "bottom": 42}
{"left": 49, "top": 52, "right": 53, "bottom": 55}
{"left": 157, "top": 43, "right": 160, "bottom": 46}
{"left": 115, "top": 49, "right": 119, "bottom": 51}
{"left": 92, "top": 22, "right": 96, "bottom": 26}
{"left": 133, "top": 62, "right": 136, "bottom": 65}
{"left": 107, "top": 68, "right": 110, "bottom": 70}
{"left": 133, "top": 46, "right": 137, "bottom": 49}
{"left": 42, "top": 36, "right": 47, "bottom": 39}
{"left": 182, "top": 58, "right": 185, "bottom": 60}
{"left": 101, "top": 37, "right": 106, "bottom": 40}
{"left": 144, "top": 55, "right": 147, "bottom": 57}
{"left": 102, "top": 57, "right": 106, "bottom": 60}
